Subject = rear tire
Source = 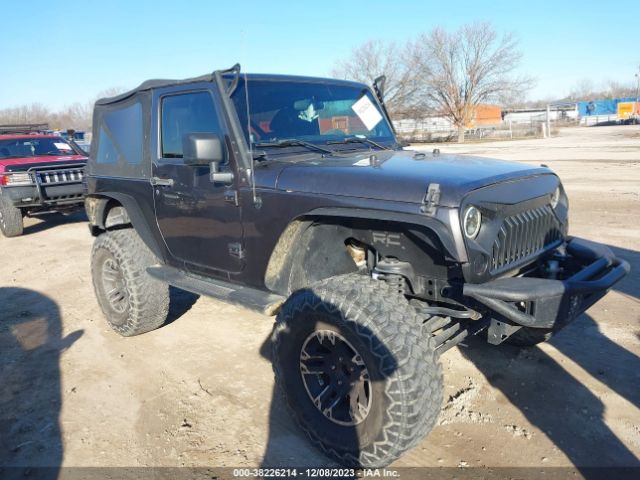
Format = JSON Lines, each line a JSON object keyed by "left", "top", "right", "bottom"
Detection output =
{"left": 91, "top": 228, "right": 169, "bottom": 336}
{"left": 0, "top": 195, "right": 24, "bottom": 237}
{"left": 272, "top": 274, "right": 443, "bottom": 467}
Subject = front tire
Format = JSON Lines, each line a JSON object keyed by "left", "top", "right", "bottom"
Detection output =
{"left": 0, "top": 195, "right": 24, "bottom": 237}
{"left": 272, "top": 274, "right": 443, "bottom": 467}
{"left": 91, "top": 228, "right": 169, "bottom": 336}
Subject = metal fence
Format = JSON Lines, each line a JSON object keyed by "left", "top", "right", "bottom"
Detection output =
{"left": 394, "top": 119, "right": 545, "bottom": 143}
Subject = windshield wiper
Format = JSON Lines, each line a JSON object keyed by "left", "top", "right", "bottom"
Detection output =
{"left": 326, "top": 136, "right": 391, "bottom": 151}
{"left": 254, "top": 139, "right": 336, "bottom": 156}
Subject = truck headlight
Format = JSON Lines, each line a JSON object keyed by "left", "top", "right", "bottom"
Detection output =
{"left": 463, "top": 205, "right": 482, "bottom": 239}
{"left": 550, "top": 186, "right": 561, "bottom": 209}
{"left": 3, "top": 172, "right": 34, "bottom": 186}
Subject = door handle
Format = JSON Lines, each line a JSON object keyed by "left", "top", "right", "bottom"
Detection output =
{"left": 150, "top": 177, "right": 174, "bottom": 187}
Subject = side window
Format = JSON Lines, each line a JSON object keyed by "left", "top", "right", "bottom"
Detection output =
{"left": 161, "top": 91, "right": 221, "bottom": 158}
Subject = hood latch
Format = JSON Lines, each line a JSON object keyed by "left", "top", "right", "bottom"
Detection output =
{"left": 420, "top": 183, "right": 441, "bottom": 216}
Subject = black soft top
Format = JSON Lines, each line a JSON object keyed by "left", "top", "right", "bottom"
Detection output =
{"left": 95, "top": 73, "right": 366, "bottom": 106}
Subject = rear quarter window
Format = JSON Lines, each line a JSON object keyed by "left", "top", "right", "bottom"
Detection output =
{"left": 103, "top": 102, "right": 143, "bottom": 165}
{"left": 91, "top": 96, "right": 148, "bottom": 178}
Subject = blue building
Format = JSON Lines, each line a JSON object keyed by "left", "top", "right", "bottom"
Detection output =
{"left": 578, "top": 97, "right": 637, "bottom": 116}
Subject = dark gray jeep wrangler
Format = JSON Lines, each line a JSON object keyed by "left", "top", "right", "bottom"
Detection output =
{"left": 85, "top": 64, "right": 629, "bottom": 467}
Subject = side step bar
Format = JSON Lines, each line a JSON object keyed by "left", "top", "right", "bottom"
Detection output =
{"left": 147, "top": 265, "right": 286, "bottom": 316}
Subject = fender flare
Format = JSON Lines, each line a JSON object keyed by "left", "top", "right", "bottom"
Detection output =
{"left": 304, "top": 206, "right": 466, "bottom": 263}
{"left": 85, "top": 193, "right": 167, "bottom": 261}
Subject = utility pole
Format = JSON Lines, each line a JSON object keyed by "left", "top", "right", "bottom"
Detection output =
{"left": 546, "top": 104, "right": 551, "bottom": 138}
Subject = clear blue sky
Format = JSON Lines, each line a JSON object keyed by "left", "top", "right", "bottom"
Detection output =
{"left": 1, "top": 0, "right": 638, "bottom": 110}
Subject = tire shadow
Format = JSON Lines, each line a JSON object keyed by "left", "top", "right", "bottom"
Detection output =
{"left": 165, "top": 287, "right": 200, "bottom": 325}
{"left": 0, "top": 287, "right": 83, "bottom": 478}
{"left": 258, "top": 333, "right": 332, "bottom": 468}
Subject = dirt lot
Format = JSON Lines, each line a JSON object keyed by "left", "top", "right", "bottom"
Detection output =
{"left": 1, "top": 125, "right": 639, "bottom": 475}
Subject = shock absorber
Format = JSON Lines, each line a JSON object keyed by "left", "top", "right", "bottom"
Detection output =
{"left": 377, "top": 272, "right": 406, "bottom": 294}
{"left": 372, "top": 257, "right": 412, "bottom": 295}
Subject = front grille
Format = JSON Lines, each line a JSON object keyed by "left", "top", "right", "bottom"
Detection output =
{"left": 490, "top": 205, "right": 562, "bottom": 272}
{"left": 37, "top": 168, "right": 84, "bottom": 185}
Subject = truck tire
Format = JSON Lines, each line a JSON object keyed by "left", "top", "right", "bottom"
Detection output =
{"left": 0, "top": 195, "right": 24, "bottom": 237}
{"left": 91, "top": 228, "right": 169, "bottom": 336}
{"left": 272, "top": 273, "right": 443, "bottom": 467}
{"left": 506, "top": 327, "right": 554, "bottom": 346}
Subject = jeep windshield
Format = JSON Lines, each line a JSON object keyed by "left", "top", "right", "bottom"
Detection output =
{"left": 0, "top": 137, "right": 79, "bottom": 159}
{"left": 231, "top": 78, "right": 397, "bottom": 156}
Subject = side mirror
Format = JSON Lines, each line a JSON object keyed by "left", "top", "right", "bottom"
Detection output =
{"left": 183, "top": 133, "right": 224, "bottom": 166}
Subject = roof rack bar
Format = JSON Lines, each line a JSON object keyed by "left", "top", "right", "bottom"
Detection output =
{"left": 0, "top": 123, "right": 50, "bottom": 134}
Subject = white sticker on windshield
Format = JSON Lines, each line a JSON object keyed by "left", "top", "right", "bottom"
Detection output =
{"left": 351, "top": 95, "right": 383, "bottom": 131}
{"left": 54, "top": 142, "right": 72, "bottom": 150}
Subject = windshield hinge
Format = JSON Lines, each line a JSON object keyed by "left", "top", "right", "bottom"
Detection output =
{"left": 372, "top": 75, "right": 397, "bottom": 135}
{"left": 224, "top": 189, "right": 239, "bottom": 206}
{"left": 420, "top": 183, "right": 441, "bottom": 216}
{"left": 214, "top": 63, "right": 241, "bottom": 97}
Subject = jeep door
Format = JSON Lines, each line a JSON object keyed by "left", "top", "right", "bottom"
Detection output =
{"left": 151, "top": 86, "right": 243, "bottom": 274}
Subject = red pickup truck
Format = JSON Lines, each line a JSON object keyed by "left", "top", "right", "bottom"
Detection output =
{"left": 0, "top": 126, "right": 87, "bottom": 237}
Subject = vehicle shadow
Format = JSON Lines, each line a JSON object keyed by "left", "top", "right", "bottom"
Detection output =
{"left": 568, "top": 243, "right": 640, "bottom": 409}
{"left": 461, "top": 332, "right": 639, "bottom": 471}
{"left": 0, "top": 287, "right": 84, "bottom": 479}
{"left": 21, "top": 210, "right": 87, "bottom": 236}
{"left": 460, "top": 241, "right": 640, "bottom": 471}
{"left": 607, "top": 244, "right": 640, "bottom": 300}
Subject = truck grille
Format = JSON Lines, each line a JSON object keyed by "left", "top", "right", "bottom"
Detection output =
{"left": 37, "top": 167, "right": 84, "bottom": 185}
{"left": 490, "top": 205, "right": 562, "bottom": 272}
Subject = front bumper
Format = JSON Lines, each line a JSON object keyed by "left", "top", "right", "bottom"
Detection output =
{"left": 463, "top": 237, "right": 630, "bottom": 334}
{"left": 1, "top": 164, "right": 86, "bottom": 210}
{"left": 2, "top": 183, "right": 85, "bottom": 209}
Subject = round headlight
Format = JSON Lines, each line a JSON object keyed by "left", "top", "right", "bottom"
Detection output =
{"left": 463, "top": 206, "right": 482, "bottom": 239}
{"left": 550, "top": 186, "right": 561, "bottom": 208}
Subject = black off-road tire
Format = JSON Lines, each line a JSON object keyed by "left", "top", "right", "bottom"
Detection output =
{"left": 0, "top": 195, "right": 24, "bottom": 237}
{"left": 506, "top": 327, "right": 554, "bottom": 346}
{"left": 91, "top": 228, "right": 169, "bottom": 336}
{"left": 272, "top": 274, "right": 443, "bottom": 467}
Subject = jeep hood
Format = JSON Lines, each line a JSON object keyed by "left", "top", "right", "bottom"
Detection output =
{"left": 264, "top": 149, "right": 554, "bottom": 207}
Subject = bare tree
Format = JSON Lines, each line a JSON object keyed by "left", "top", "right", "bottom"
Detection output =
{"left": 0, "top": 87, "right": 126, "bottom": 131}
{"left": 414, "top": 23, "right": 532, "bottom": 142}
{"left": 568, "top": 78, "right": 596, "bottom": 100}
{"left": 332, "top": 40, "right": 424, "bottom": 118}
{"left": 0, "top": 103, "right": 51, "bottom": 126}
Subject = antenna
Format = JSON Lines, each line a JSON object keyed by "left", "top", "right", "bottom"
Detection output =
{"left": 239, "top": 29, "right": 260, "bottom": 208}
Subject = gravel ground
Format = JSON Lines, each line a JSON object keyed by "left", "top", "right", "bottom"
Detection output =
{"left": 1, "top": 125, "right": 638, "bottom": 476}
